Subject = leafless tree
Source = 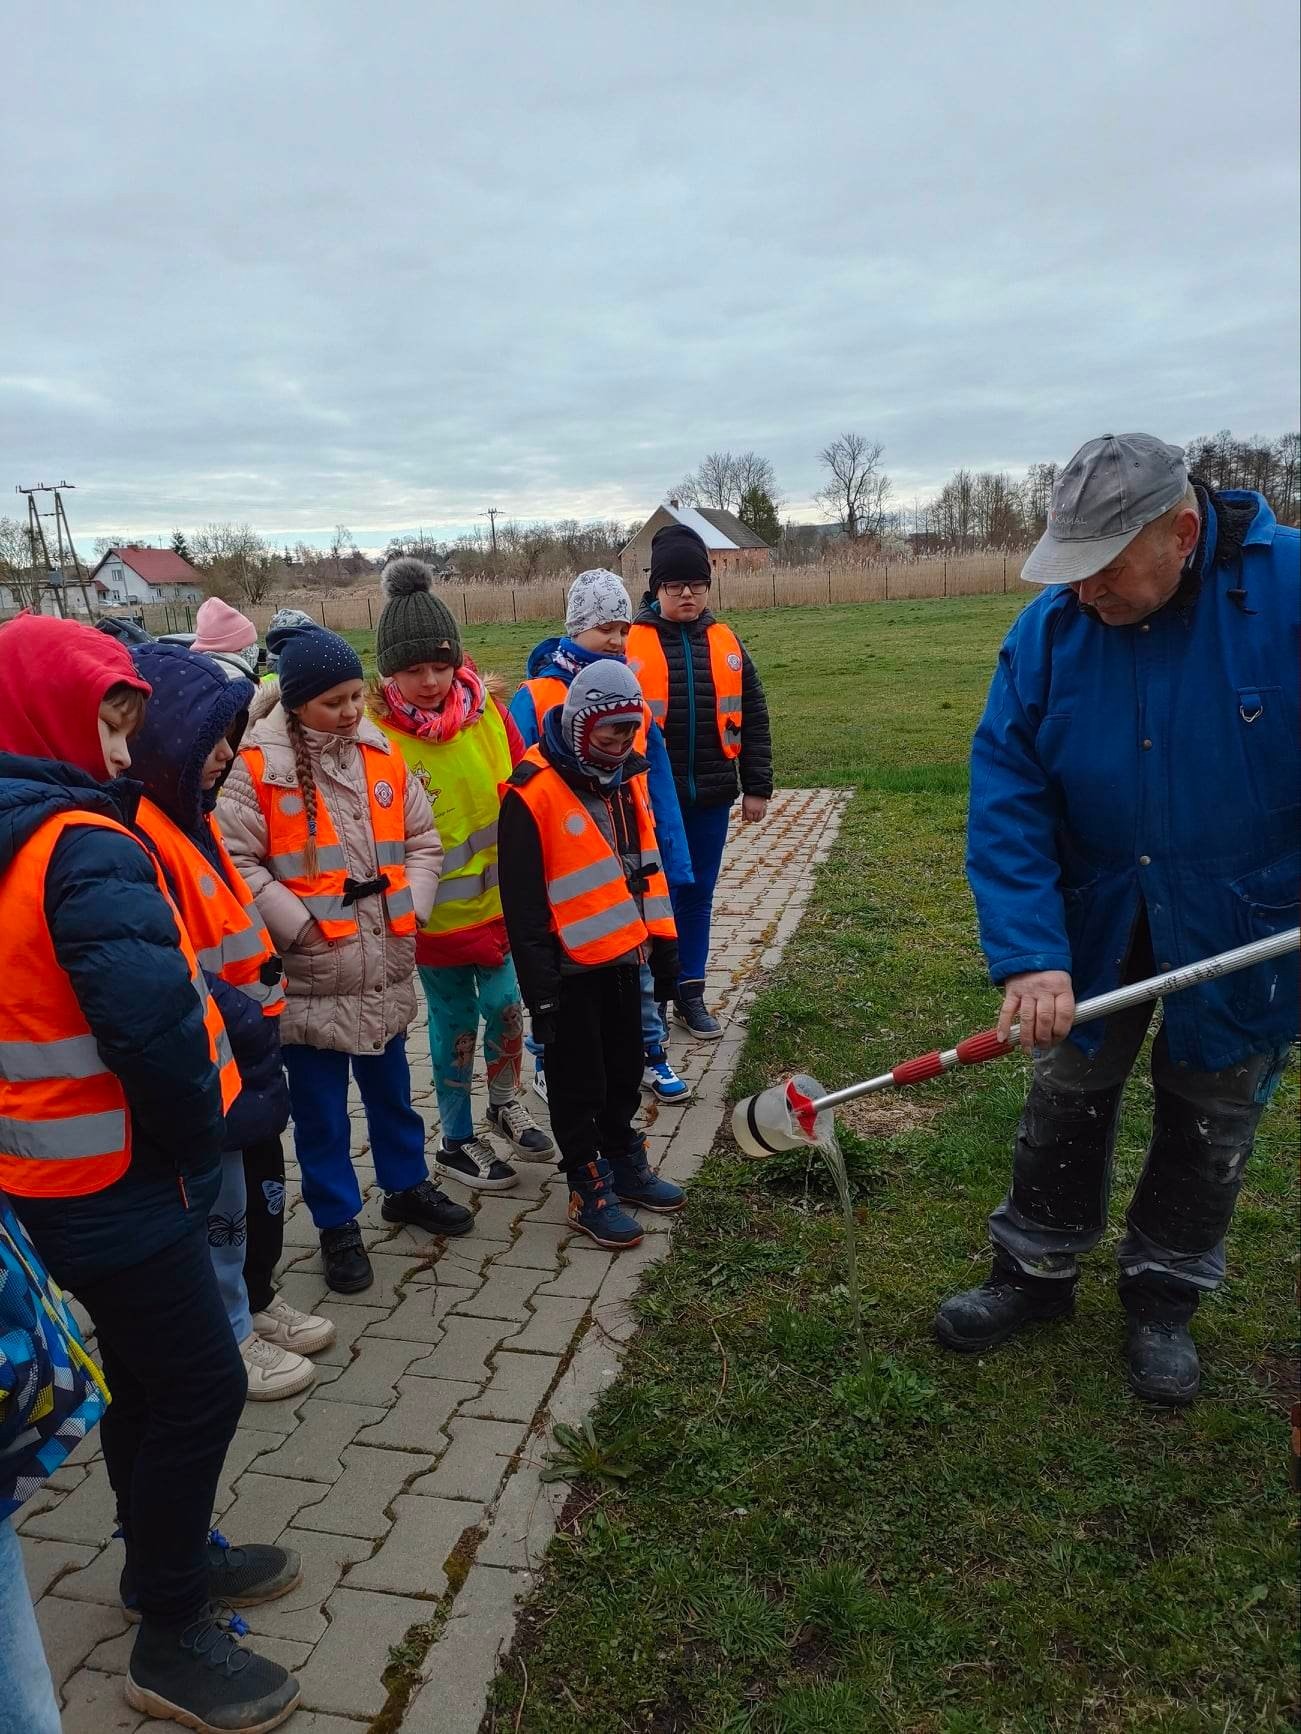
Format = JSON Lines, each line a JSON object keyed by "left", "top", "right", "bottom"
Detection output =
{"left": 673, "top": 450, "right": 780, "bottom": 515}
{"left": 0, "top": 514, "right": 47, "bottom": 610}
{"left": 191, "top": 522, "right": 274, "bottom": 605}
{"left": 329, "top": 524, "right": 353, "bottom": 582}
{"left": 816, "top": 433, "right": 891, "bottom": 540}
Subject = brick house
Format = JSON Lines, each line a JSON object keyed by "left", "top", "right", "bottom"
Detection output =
{"left": 619, "top": 501, "right": 774, "bottom": 589}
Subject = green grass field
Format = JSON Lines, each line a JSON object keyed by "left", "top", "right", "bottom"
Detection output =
{"left": 362, "top": 598, "right": 1298, "bottom": 1732}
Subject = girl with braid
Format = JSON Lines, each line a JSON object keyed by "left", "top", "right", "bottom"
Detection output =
{"left": 220, "top": 623, "right": 474, "bottom": 1296}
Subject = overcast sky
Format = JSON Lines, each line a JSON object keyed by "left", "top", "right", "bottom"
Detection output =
{"left": 3, "top": 1, "right": 1298, "bottom": 551}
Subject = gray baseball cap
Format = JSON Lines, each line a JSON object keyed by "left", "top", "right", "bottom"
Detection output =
{"left": 1022, "top": 433, "right": 1189, "bottom": 585}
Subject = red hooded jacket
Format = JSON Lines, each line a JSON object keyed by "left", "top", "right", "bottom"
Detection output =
{"left": 0, "top": 615, "right": 151, "bottom": 777}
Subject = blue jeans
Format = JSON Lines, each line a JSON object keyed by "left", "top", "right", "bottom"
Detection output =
{"left": 528, "top": 961, "right": 665, "bottom": 1062}
{"left": 283, "top": 1036, "right": 430, "bottom": 1230}
{"left": 208, "top": 1147, "right": 254, "bottom": 1345}
{"left": 670, "top": 801, "right": 733, "bottom": 985}
{"left": 0, "top": 1517, "right": 60, "bottom": 1734}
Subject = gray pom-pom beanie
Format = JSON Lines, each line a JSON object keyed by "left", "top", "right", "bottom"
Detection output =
{"left": 376, "top": 557, "right": 462, "bottom": 676}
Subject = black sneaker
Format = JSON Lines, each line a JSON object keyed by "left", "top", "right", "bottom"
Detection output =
{"left": 381, "top": 1178, "right": 475, "bottom": 1234}
{"left": 126, "top": 1604, "right": 300, "bottom": 1731}
{"left": 122, "top": 1531, "right": 302, "bottom": 1622}
{"left": 1126, "top": 1319, "right": 1200, "bottom": 1407}
{"left": 486, "top": 1098, "right": 556, "bottom": 1161}
{"left": 433, "top": 1136, "right": 518, "bottom": 1193}
{"left": 320, "top": 1221, "right": 373, "bottom": 1294}
{"left": 934, "top": 1261, "right": 1075, "bottom": 1352}
{"left": 673, "top": 979, "right": 722, "bottom": 1040}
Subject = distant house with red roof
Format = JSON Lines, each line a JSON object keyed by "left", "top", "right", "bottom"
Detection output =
{"left": 90, "top": 545, "right": 206, "bottom": 606}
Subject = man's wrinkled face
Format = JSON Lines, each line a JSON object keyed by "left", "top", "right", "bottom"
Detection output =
{"left": 1071, "top": 503, "right": 1200, "bottom": 626}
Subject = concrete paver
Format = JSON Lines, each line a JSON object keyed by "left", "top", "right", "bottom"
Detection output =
{"left": 35, "top": 788, "right": 846, "bottom": 1733}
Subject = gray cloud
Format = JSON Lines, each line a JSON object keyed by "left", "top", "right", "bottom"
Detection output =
{"left": 2, "top": 0, "right": 1297, "bottom": 548}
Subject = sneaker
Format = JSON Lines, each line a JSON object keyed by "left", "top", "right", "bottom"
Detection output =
{"left": 239, "top": 1333, "right": 314, "bottom": 1402}
{"left": 126, "top": 1604, "right": 300, "bottom": 1731}
{"left": 642, "top": 1046, "right": 692, "bottom": 1102}
{"left": 251, "top": 1295, "right": 336, "bottom": 1357}
{"left": 566, "top": 1159, "right": 644, "bottom": 1250}
{"left": 672, "top": 979, "right": 723, "bottom": 1040}
{"left": 1126, "top": 1318, "right": 1200, "bottom": 1407}
{"left": 122, "top": 1532, "right": 303, "bottom": 1621}
{"left": 609, "top": 1135, "right": 686, "bottom": 1213}
{"left": 382, "top": 1178, "right": 476, "bottom": 1234}
{"left": 319, "top": 1221, "right": 373, "bottom": 1294}
{"left": 434, "top": 1136, "right": 518, "bottom": 1192}
{"left": 934, "top": 1260, "right": 1076, "bottom": 1353}
{"left": 487, "top": 1098, "right": 556, "bottom": 1160}
{"left": 531, "top": 1056, "right": 549, "bottom": 1104}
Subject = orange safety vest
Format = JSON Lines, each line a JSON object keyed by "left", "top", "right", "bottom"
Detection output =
{"left": 508, "top": 744, "right": 675, "bottom": 966}
{"left": 0, "top": 810, "right": 238, "bottom": 1200}
{"left": 240, "top": 740, "right": 417, "bottom": 940}
{"left": 626, "top": 621, "right": 744, "bottom": 759}
{"left": 135, "top": 799, "right": 285, "bottom": 1016}
{"left": 519, "top": 672, "right": 652, "bottom": 756}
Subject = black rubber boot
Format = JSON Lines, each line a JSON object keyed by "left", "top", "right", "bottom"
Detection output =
{"left": 126, "top": 1606, "right": 300, "bottom": 1732}
{"left": 1126, "top": 1319, "right": 1200, "bottom": 1406}
{"left": 122, "top": 1531, "right": 302, "bottom": 1622}
{"left": 381, "top": 1179, "right": 474, "bottom": 1237}
{"left": 934, "top": 1259, "right": 1076, "bottom": 1352}
{"left": 319, "top": 1221, "right": 373, "bottom": 1294}
{"left": 673, "top": 980, "right": 722, "bottom": 1040}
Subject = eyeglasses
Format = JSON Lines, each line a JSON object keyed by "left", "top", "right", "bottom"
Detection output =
{"left": 661, "top": 581, "right": 710, "bottom": 597}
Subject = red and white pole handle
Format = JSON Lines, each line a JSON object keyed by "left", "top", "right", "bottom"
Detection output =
{"left": 790, "top": 927, "right": 1299, "bottom": 1130}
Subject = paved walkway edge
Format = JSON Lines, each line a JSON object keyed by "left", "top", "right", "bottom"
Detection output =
{"left": 401, "top": 789, "right": 850, "bottom": 1733}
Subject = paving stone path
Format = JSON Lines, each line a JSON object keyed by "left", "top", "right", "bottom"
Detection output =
{"left": 26, "top": 787, "right": 848, "bottom": 1733}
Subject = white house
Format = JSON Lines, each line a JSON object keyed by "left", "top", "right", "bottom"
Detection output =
{"left": 90, "top": 545, "right": 206, "bottom": 606}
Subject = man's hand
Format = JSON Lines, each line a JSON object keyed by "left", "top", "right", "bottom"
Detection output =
{"left": 741, "top": 794, "right": 769, "bottom": 823}
{"left": 997, "top": 970, "right": 1075, "bottom": 1054}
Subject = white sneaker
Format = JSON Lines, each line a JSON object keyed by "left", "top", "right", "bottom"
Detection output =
{"left": 531, "top": 1058, "right": 549, "bottom": 1104}
{"left": 487, "top": 1098, "right": 556, "bottom": 1161}
{"left": 240, "top": 1332, "right": 314, "bottom": 1401}
{"left": 251, "top": 1295, "right": 336, "bottom": 1357}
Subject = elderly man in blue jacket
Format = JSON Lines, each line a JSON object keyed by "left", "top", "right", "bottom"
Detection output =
{"left": 936, "top": 433, "right": 1298, "bottom": 1406}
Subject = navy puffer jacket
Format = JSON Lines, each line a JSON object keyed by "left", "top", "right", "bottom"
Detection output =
{"left": 631, "top": 600, "right": 773, "bottom": 808}
{"left": 129, "top": 642, "right": 290, "bottom": 1152}
{"left": 1, "top": 757, "right": 225, "bottom": 1280}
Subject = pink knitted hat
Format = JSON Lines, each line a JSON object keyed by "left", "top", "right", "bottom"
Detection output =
{"left": 193, "top": 596, "right": 258, "bottom": 655}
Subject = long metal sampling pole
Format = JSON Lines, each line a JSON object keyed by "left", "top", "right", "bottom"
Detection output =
{"left": 807, "top": 928, "right": 1300, "bottom": 1116}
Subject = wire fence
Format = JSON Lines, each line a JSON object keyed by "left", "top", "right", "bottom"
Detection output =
{"left": 3, "top": 551, "right": 1028, "bottom": 637}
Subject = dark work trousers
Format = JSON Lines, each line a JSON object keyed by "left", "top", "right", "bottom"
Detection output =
{"left": 69, "top": 1222, "right": 247, "bottom": 1625}
{"left": 989, "top": 924, "right": 1290, "bottom": 1319}
{"left": 544, "top": 965, "right": 644, "bottom": 1181}
{"left": 241, "top": 1134, "right": 286, "bottom": 1316}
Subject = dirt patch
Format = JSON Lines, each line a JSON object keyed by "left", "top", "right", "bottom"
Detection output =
{"left": 1252, "top": 1349, "right": 1300, "bottom": 1411}
{"left": 837, "top": 1094, "right": 940, "bottom": 1138}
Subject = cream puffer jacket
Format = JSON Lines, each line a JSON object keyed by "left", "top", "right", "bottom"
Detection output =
{"left": 218, "top": 692, "right": 443, "bottom": 1055}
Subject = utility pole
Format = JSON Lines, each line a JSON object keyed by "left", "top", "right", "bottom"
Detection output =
{"left": 15, "top": 481, "right": 94, "bottom": 617}
{"left": 482, "top": 507, "right": 501, "bottom": 558}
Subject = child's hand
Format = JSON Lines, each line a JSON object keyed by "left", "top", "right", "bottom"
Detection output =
{"left": 295, "top": 918, "right": 332, "bottom": 955}
{"left": 530, "top": 1005, "right": 558, "bottom": 1048}
{"left": 741, "top": 795, "right": 768, "bottom": 823}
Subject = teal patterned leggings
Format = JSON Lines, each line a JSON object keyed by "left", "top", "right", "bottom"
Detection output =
{"left": 418, "top": 961, "right": 525, "bottom": 1144}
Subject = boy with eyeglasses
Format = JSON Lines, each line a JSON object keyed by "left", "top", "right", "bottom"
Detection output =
{"left": 625, "top": 524, "right": 773, "bottom": 1037}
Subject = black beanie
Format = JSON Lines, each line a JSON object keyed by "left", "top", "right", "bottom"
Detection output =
{"left": 649, "top": 523, "right": 712, "bottom": 593}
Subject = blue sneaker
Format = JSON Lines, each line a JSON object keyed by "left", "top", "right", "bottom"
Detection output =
{"left": 609, "top": 1136, "right": 685, "bottom": 1214}
{"left": 642, "top": 1046, "right": 692, "bottom": 1103}
{"left": 566, "top": 1160, "right": 644, "bottom": 1249}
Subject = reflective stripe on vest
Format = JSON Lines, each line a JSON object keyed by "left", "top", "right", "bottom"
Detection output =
{"left": 0, "top": 810, "right": 235, "bottom": 1198}
{"left": 520, "top": 672, "right": 652, "bottom": 755}
{"left": 136, "top": 800, "right": 285, "bottom": 1022}
{"left": 375, "top": 700, "right": 511, "bottom": 940}
{"left": 626, "top": 621, "right": 743, "bottom": 759}
{"left": 242, "top": 738, "right": 417, "bottom": 940}
{"left": 511, "top": 745, "right": 676, "bottom": 966}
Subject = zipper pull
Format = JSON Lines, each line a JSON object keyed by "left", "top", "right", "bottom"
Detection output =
{"left": 177, "top": 1174, "right": 189, "bottom": 1209}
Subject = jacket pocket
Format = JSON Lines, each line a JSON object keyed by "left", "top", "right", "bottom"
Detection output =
{"left": 1228, "top": 848, "right": 1300, "bottom": 937}
{"left": 1235, "top": 687, "right": 1298, "bottom": 817}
